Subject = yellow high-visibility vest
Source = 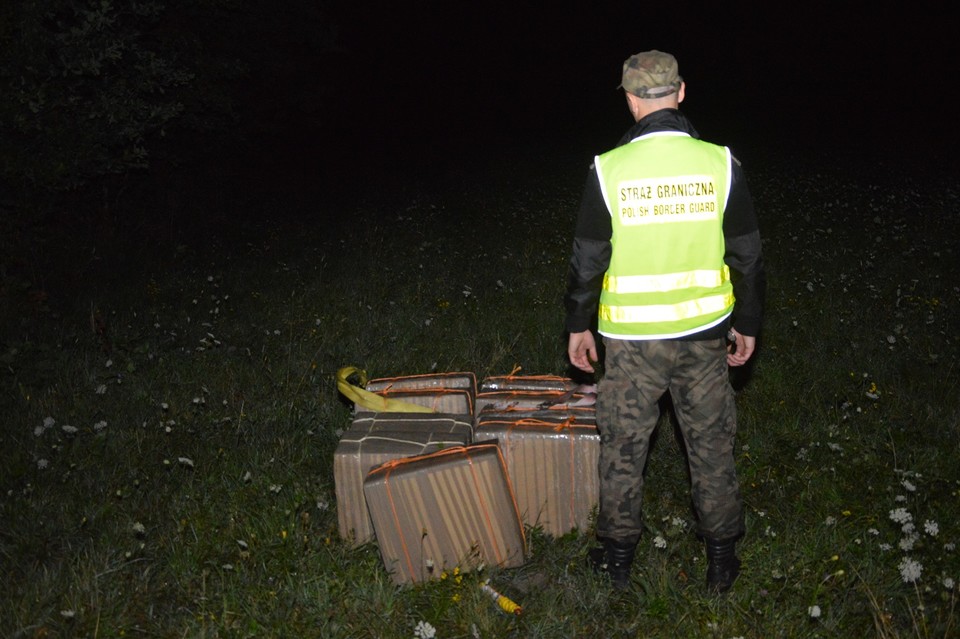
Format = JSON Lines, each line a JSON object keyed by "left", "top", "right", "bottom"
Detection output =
{"left": 595, "top": 131, "right": 734, "bottom": 339}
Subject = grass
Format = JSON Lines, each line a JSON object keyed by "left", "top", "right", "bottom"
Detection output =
{"left": 1, "top": 143, "right": 959, "bottom": 638}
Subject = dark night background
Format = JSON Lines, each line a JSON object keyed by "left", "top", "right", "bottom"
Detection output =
{"left": 1, "top": 1, "right": 957, "bottom": 241}
{"left": 320, "top": 2, "right": 956, "bottom": 177}
{"left": 251, "top": 0, "right": 960, "bottom": 227}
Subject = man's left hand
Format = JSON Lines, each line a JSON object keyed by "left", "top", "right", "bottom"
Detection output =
{"left": 726, "top": 328, "right": 755, "bottom": 367}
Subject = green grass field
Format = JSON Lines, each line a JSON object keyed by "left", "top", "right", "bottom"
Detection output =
{"left": 2, "top": 145, "right": 958, "bottom": 638}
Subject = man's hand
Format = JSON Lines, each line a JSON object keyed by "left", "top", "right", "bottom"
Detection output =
{"left": 568, "top": 330, "right": 598, "bottom": 373}
{"left": 726, "top": 328, "right": 756, "bottom": 367}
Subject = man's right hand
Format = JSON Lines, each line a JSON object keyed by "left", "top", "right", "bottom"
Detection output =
{"left": 568, "top": 330, "right": 598, "bottom": 373}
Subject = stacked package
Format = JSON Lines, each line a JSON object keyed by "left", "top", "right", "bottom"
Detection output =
{"left": 363, "top": 442, "right": 526, "bottom": 584}
{"left": 362, "top": 371, "right": 477, "bottom": 416}
{"left": 475, "top": 374, "right": 596, "bottom": 414}
{"left": 334, "top": 412, "right": 472, "bottom": 545}
{"left": 474, "top": 374, "right": 599, "bottom": 537}
{"left": 474, "top": 411, "right": 599, "bottom": 537}
{"left": 334, "top": 370, "right": 599, "bottom": 583}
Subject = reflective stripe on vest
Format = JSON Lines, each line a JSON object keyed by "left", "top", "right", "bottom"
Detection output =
{"left": 600, "top": 292, "right": 735, "bottom": 324}
{"left": 604, "top": 265, "right": 730, "bottom": 294}
{"left": 595, "top": 132, "right": 734, "bottom": 339}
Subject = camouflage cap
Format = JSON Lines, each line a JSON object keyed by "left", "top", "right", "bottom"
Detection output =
{"left": 619, "top": 50, "right": 683, "bottom": 99}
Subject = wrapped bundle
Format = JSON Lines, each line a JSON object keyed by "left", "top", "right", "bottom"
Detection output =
{"left": 363, "top": 443, "right": 526, "bottom": 584}
{"left": 474, "top": 384, "right": 596, "bottom": 415}
{"left": 335, "top": 413, "right": 472, "bottom": 545}
{"left": 366, "top": 372, "right": 477, "bottom": 399}
{"left": 479, "top": 374, "right": 577, "bottom": 393}
{"left": 364, "top": 388, "right": 474, "bottom": 416}
{"left": 474, "top": 414, "right": 599, "bottom": 537}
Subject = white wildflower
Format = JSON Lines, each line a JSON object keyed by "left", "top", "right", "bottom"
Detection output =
{"left": 944, "top": 577, "right": 955, "bottom": 590}
{"left": 808, "top": 604, "right": 822, "bottom": 618}
{"left": 34, "top": 425, "right": 45, "bottom": 437}
{"left": 924, "top": 520, "right": 939, "bottom": 537}
{"left": 899, "top": 534, "right": 919, "bottom": 551}
{"left": 414, "top": 620, "right": 437, "bottom": 639}
{"left": 899, "top": 557, "right": 923, "bottom": 583}
{"left": 60, "top": 610, "right": 76, "bottom": 619}
{"left": 901, "top": 479, "right": 916, "bottom": 492}
{"left": 316, "top": 499, "right": 329, "bottom": 511}
{"left": 902, "top": 522, "right": 916, "bottom": 535}
{"left": 37, "top": 458, "right": 49, "bottom": 470}
{"left": 242, "top": 471, "right": 252, "bottom": 483}
{"left": 824, "top": 516, "right": 837, "bottom": 526}
{"left": 889, "top": 508, "right": 913, "bottom": 525}
{"left": 269, "top": 484, "right": 282, "bottom": 494}
{"left": 95, "top": 384, "right": 107, "bottom": 395}
{"left": 93, "top": 420, "right": 107, "bottom": 432}
{"left": 868, "top": 528, "right": 880, "bottom": 536}
{"left": 177, "top": 457, "right": 195, "bottom": 468}
{"left": 132, "top": 522, "right": 146, "bottom": 536}
{"left": 653, "top": 535, "right": 667, "bottom": 549}
{"left": 945, "top": 543, "right": 956, "bottom": 552}
{"left": 879, "top": 543, "right": 893, "bottom": 552}
{"left": 61, "top": 424, "right": 78, "bottom": 435}
{"left": 43, "top": 416, "right": 55, "bottom": 429}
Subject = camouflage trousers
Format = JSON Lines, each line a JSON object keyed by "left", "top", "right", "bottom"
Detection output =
{"left": 596, "top": 337, "right": 744, "bottom": 543}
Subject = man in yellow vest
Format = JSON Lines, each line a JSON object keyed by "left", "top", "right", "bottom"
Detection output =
{"left": 565, "top": 50, "right": 765, "bottom": 593}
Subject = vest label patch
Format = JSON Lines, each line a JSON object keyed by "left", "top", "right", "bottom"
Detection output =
{"left": 617, "top": 175, "right": 718, "bottom": 225}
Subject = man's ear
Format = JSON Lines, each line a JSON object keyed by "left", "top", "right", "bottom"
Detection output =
{"left": 625, "top": 91, "right": 641, "bottom": 120}
{"left": 677, "top": 81, "right": 686, "bottom": 104}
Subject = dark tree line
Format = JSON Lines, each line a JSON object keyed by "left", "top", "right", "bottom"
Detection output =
{"left": 0, "top": 0, "right": 342, "bottom": 224}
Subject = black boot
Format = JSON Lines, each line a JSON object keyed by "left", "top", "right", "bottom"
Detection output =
{"left": 705, "top": 537, "right": 741, "bottom": 593}
{"left": 589, "top": 538, "right": 637, "bottom": 589}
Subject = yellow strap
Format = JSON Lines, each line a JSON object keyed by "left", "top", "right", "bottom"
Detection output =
{"left": 335, "top": 366, "right": 434, "bottom": 413}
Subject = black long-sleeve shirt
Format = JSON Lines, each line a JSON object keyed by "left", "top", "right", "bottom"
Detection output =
{"left": 564, "top": 108, "right": 766, "bottom": 340}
